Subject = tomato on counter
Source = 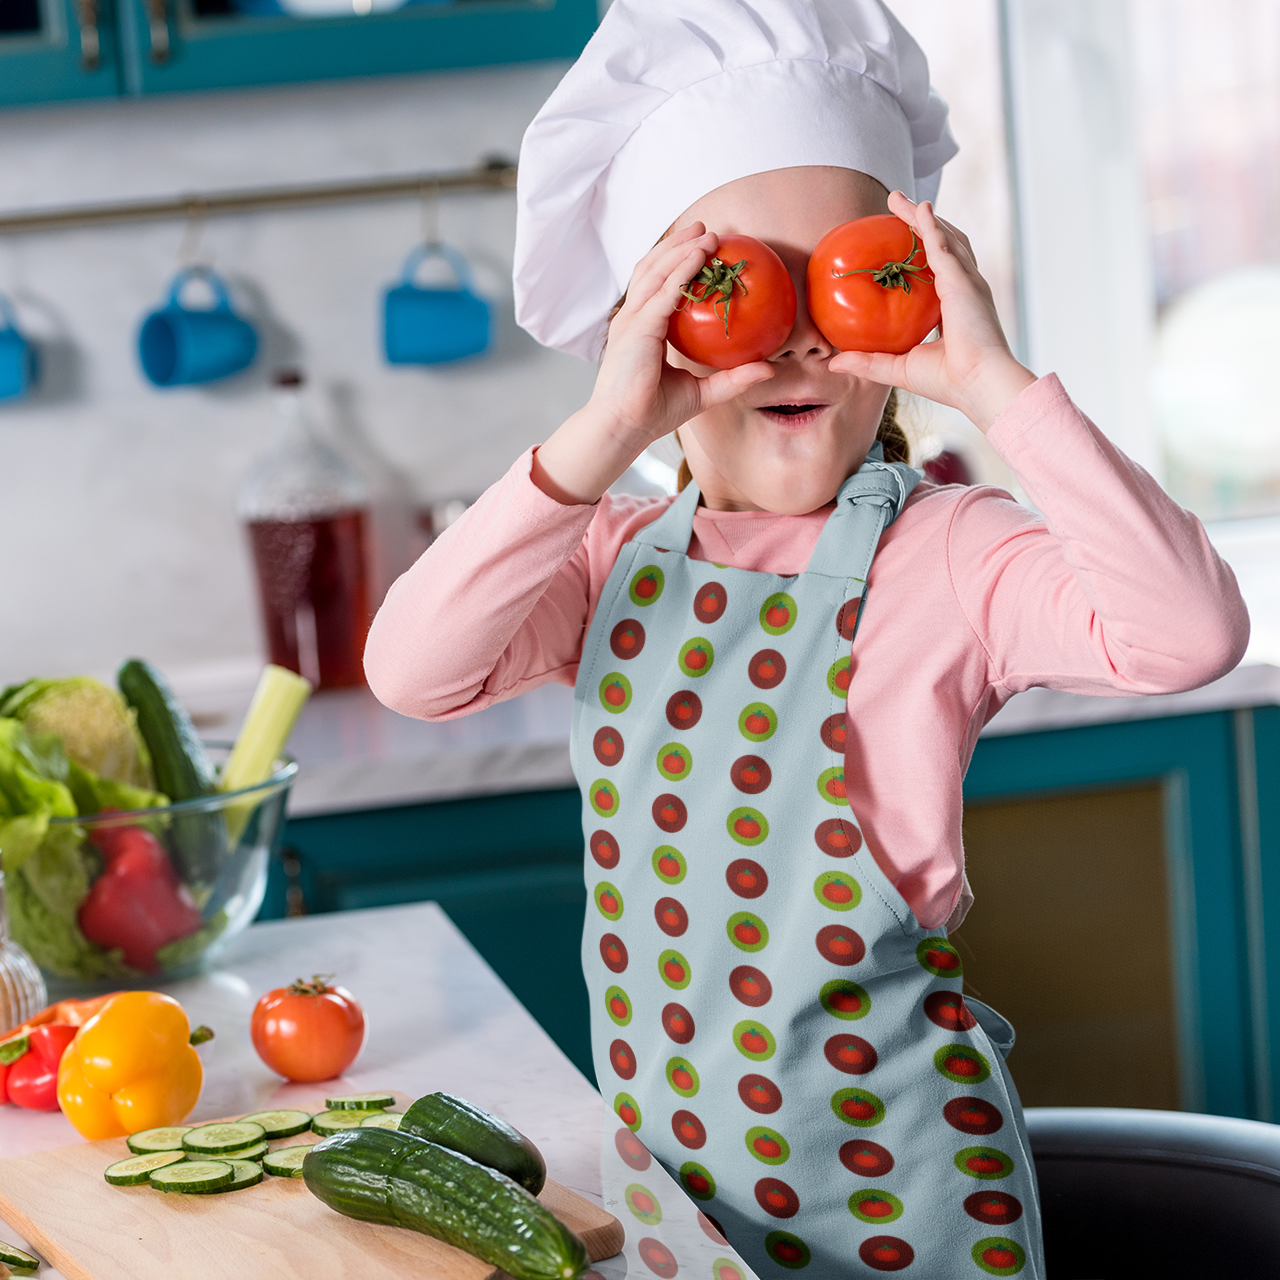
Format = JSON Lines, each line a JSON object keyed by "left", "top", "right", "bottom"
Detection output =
{"left": 251, "top": 975, "right": 365, "bottom": 1082}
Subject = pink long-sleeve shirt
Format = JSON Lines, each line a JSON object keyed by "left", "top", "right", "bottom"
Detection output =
{"left": 365, "top": 375, "right": 1249, "bottom": 929}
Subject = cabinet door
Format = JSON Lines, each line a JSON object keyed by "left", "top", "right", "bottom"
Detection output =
{"left": 115, "top": 0, "right": 597, "bottom": 97}
{"left": 1, "top": 0, "right": 122, "bottom": 107}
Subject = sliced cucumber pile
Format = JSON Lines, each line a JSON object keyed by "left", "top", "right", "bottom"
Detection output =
{"left": 0, "top": 1240, "right": 41, "bottom": 1272}
{"left": 325, "top": 1091, "right": 396, "bottom": 1111}
{"left": 183, "top": 1121, "right": 267, "bottom": 1155}
{"left": 104, "top": 1151, "right": 188, "bottom": 1186}
{"left": 238, "top": 1109, "right": 313, "bottom": 1138}
{"left": 151, "top": 1161, "right": 236, "bottom": 1194}
{"left": 263, "top": 1145, "right": 313, "bottom": 1178}
{"left": 218, "top": 1139, "right": 269, "bottom": 1162}
{"left": 127, "top": 1126, "right": 193, "bottom": 1155}
{"left": 359, "top": 1113, "right": 403, "bottom": 1131}
{"left": 220, "top": 1159, "right": 265, "bottom": 1192}
{"left": 312, "top": 1109, "right": 386, "bottom": 1137}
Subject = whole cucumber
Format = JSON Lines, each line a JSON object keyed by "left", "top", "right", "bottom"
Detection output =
{"left": 117, "top": 658, "right": 224, "bottom": 890}
{"left": 400, "top": 1092, "right": 547, "bottom": 1195}
{"left": 303, "top": 1128, "right": 588, "bottom": 1280}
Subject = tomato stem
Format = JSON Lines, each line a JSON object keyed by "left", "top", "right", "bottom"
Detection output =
{"left": 834, "top": 229, "right": 930, "bottom": 293}
{"left": 676, "top": 257, "right": 749, "bottom": 336}
{"left": 289, "top": 973, "right": 335, "bottom": 997}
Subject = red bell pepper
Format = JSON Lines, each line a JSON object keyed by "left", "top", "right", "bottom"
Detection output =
{"left": 6, "top": 1024, "right": 78, "bottom": 1111}
{"left": 78, "top": 825, "right": 202, "bottom": 973}
{"left": 0, "top": 1059, "right": 8, "bottom": 1105}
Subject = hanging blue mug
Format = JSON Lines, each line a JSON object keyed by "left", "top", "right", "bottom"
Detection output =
{"left": 0, "top": 294, "right": 39, "bottom": 403}
{"left": 383, "top": 242, "right": 491, "bottom": 365}
{"left": 139, "top": 266, "right": 258, "bottom": 387}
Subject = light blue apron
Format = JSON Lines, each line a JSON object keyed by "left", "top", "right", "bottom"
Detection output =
{"left": 572, "top": 447, "right": 1045, "bottom": 1278}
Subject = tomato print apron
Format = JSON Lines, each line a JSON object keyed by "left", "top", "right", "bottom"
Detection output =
{"left": 572, "top": 447, "right": 1045, "bottom": 1279}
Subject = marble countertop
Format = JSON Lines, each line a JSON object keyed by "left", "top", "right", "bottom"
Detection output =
{"left": 179, "top": 662, "right": 1280, "bottom": 819}
{"left": 0, "top": 902, "right": 745, "bottom": 1280}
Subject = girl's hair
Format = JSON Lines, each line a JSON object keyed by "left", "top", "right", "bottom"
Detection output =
{"left": 675, "top": 388, "right": 909, "bottom": 492}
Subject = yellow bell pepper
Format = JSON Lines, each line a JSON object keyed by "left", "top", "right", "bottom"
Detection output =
{"left": 56, "top": 991, "right": 209, "bottom": 1140}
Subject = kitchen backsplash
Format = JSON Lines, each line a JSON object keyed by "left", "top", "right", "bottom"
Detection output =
{"left": 0, "top": 62, "right": 597, "bottom": 687}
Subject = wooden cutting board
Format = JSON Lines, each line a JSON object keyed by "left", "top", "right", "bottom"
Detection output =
{"left": 0, "top": 1098, "right": 622, "bottom": 1280}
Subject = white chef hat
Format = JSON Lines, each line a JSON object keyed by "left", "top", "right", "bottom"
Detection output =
{"left": 513, "top": 0, "right": 958, "bottom": 361}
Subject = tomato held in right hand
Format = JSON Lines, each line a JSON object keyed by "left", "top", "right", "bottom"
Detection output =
{"left": 666, "top": 234, "right": 796, "bottom": 370}
{"left": 251, "top": 975, "right": 365, "bottom": 1082}
{"left": 807, "top": 214, "right": 941, "bottom": 355}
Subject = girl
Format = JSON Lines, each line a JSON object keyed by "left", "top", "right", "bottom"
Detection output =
{"left": 365, "top": 3, "right": 1248, "bottom": 1275}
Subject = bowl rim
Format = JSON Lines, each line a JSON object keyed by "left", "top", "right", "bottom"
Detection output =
{"left": 49, "top": 742, "right": 298, "bottom": 825}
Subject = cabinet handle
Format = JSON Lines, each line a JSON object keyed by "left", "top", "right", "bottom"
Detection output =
{"left": 72, "top": 0, "right": 101, "bottom": 70}
{"left": 144, "top": 0, "right": 171, "bottom": 64}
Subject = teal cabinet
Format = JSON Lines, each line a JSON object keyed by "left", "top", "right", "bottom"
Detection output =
{"left": 3, "top": 0, "right": 596, "bottom": 108}
{"left": 1, "top": 0, "right": 124, "bottom": 108}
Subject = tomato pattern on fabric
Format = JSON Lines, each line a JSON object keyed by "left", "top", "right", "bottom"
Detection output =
{"left": 571, "top": 457, "right": 1045, "bottom": 1278}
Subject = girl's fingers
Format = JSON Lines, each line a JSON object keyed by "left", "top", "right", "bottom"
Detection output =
{"left": 828, "top": 349, "right": 907, "bottom": 384}
{"left": 625, "top": 226, "right": 717, "bottom": 313}
{"left": 694, "top": 360, "right": 775, "bottom": 411}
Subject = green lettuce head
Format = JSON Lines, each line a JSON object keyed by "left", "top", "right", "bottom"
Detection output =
{"left": 0, "top": 677, "right": 153, "bottom": 790}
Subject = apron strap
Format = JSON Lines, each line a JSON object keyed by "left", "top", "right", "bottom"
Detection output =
{"left": 805, "top": 442, "right": 923, "bottom": 582}
{"left": 632, "top": 477, "right": 701, "bottom": 553}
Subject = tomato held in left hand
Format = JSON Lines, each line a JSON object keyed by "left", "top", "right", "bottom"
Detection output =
{"left": 251, "top": 975, "right": 365, "bottom": 1082}
{"left": 807, "top": 214, "right": 941, "bottom": 355}
{"left": 667, "top": 234, "right": 797, "bottom": 370}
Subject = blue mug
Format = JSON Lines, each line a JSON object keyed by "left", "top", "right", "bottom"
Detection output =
{"left": 139, "top": 266, "right": 259, "bottom": 387}
{"left": 383, "top": 243, "right": 491, "bottom": 365}
{"left": 0, "top": 294, "right": 39, "bottom": 402}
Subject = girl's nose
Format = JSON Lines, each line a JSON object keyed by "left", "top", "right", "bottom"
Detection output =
{"left": 771, "top": 271, "right": 835, "bottom": 362}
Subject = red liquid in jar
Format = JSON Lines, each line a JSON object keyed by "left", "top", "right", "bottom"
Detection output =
{"left": 247, "top": 509, "right": 370, "bottom": 689}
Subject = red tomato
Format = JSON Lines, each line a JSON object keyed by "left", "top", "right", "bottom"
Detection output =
{"left": 667, "top": 234, "right": 797, "bottom": 370}
{"left": 806, "top": 215, "right": 941, "bottom": 355}
{"left": 0, "top": 1059, "right": 8, "bottom": 1106}
{"left": 250, "top": 975, "right": 365, "bottom": 1082}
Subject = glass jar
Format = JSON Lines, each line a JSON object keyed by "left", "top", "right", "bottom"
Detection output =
{"left": 0, "top": 873, "right": 46, "bottom": 1034}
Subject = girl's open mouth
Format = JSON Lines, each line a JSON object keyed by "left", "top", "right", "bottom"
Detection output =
{"left": 758, "top": 403, "right": 828, "bottom": 426}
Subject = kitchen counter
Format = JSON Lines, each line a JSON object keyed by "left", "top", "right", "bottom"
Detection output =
{"left": 0, "top": 902, "right": 745, "bottom": 1280}
{"left": 183, "top": 663, "right": 1280, "bottom": 817}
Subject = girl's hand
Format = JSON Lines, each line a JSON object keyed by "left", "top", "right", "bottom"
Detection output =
{"left": 533, "top": 223, "right": 774, "bottom": 506}
{"left": 828, "top": 192, "right": 1035, "bottom": 432}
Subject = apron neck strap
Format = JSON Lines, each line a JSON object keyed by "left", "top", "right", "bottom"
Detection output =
{"left": 633, "top": 478, "right": 701, "bottom": 553}
{"left": 805, "top": 442, "right": 923, "bottom": 581}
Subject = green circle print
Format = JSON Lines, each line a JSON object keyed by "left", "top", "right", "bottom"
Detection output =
{"left": 590, "top": 779, "right": 620, "bottom": 818}
{"left": 614, "top": 1092, "right": 641, "bottom": 1131}
{"left": 652, "top": 845, "right": 687, "bottom": 884}
{"left": 656, "top": 743, "right": 693, "bottom": 782}
{"left": 727, "top": 806, "right": 769, "bottom": 846}
{"left": 848, "top": 1189, "right": 903, "bottom": 1225}
{"left": 935, "top": 1044, "right": 992, "bottom": 1085}
{"left": 605, "top": 986, "right": 632, "bottom": 1027}
{"left": 659, "top": 949, "right": 691, "bottom": 990}
{"left": 727, "top": 911, "right": 769, "bottom": 952}
{"left": 738, "top": 702, "right": 777, "bottom": 742}
{"left": 972, "top": 1237, "right": 1026, "bottom": 1275}
{"left": 679, "top": 1162, "right": 716, "bottom": 1201}
{"left": 678, "top": 637, "right": 715, "bottom": 678}
{"left": 917, "top": 936, "right": 964, "bottom": 977}
{"left": 816, "top": 766, "right": 849, "bottom": 806}
{"left": 827, "top": 657, "right": 852, "bottom": 697}
{"left": 666, "top": 1057, "right": 700, "bottom": 1098}
{"left": 600, "top": 672, "right": 633, "bottom": 714}
{"left": 630, "top": 565, "right": 664, "bottom": 606}
{"left": 954, "top": 1146, "right": 1015, "bottom": 1181}
{"left": 814, "top": 870, "right": 861, "bottom": 911}
{"left": 745, "top": 1126, "right": 790, "bottom": 1166}
{"left": 759, "top": 592, "right": 798, "bottom": 636}
{"left": 820, "top": 978, "right": 871, "bottom": 1020}
{"left": 830, "top": 1087, "right": 885, "bottom": 1128}
{"left": 595, "top": 882, "right": 624, "bottom": 921}
{"left": 732, "top": 1019, "right": 776, "bottom": 1061}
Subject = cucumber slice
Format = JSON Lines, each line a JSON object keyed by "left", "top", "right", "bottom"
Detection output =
{"left": 237, "top": 1109, "right": 313, "bottom": 1139}
{"left": 312, "top": 1109, "right": 385, "bottom": 1137}
{"left": 262, "top": 1145, "right": 313, "bottom": 1178}
{"left": 182, "top": 1121, "right": 267, "bottom": 1154}
{"left": 126, "top": 1125, "right": 192, "bottom": 1155}
{"left": 325, "top": 1092, "right": 395, "bottom": 1111}
{"left": 150, "top": 1161, "right": 235, "bottom": 1194}
{"left": 105, "top": 1151, "right": 188, "bottom": 1186}
{"left": 219, "top": 1140, "right": 269, "bottom": 1162}
{"left": 217, "top": 1159, "right": 265, "bottom": 1191}
{"left": 0, "top": 1240, "right": 41, "bottom": 1271}
{"left": 359, "top": 1113, "right": 403, "bottom": 1131}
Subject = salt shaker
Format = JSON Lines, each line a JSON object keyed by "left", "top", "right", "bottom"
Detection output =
{"left": 0, "top": 874, "right": 46, "bottom": 1035}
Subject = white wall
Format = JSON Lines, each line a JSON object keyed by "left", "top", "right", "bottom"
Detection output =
{"left": 0, "top": 63, "right": 597, "bottom": 689}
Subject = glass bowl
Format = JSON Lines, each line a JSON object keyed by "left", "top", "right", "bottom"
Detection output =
{"left": 10, "top": 746, "right": 296, "bottom": 986}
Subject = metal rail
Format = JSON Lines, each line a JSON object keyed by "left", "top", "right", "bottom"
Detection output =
{"left": 0, "top": 157, "right": 517, "bottom": 237}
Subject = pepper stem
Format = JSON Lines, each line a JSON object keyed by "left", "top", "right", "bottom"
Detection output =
{"left": 189, "top": 1025, "right": 215, "bottom": 1045}
{"left": 834, "top": 229, "right": 930, "bottom": 294}
{"left": 676, "top": 257, "right": 749, "bottom": 336}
